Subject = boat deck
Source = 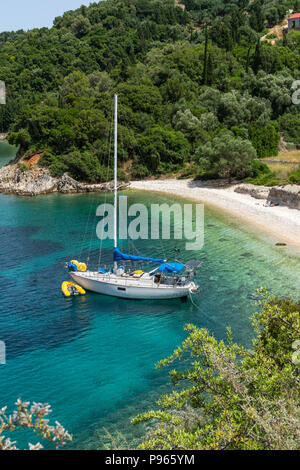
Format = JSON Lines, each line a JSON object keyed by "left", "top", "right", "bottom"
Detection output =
{"left": 74, "top": 270, "right": 192, "bottom": 290}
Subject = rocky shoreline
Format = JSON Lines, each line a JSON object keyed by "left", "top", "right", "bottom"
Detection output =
{"left": 234, "top": 183, "right": 300, "bottom": 210}
{"left": 1, "top": 163, "right": 300, "bottom": 209}
{"left": 0, "top": 164, "right": 127, "bottom": 196}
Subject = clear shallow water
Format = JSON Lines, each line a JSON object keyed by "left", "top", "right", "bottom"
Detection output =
{"left": 0, "top": 141, "right": 17, "bottom": 167}
{"left": 0, "top": 179, "right": 300, "bottom": 448}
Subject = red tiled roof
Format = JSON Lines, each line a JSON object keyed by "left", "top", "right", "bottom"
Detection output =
{"left": 288, "top": 13, "right": 300, "bottom": 19}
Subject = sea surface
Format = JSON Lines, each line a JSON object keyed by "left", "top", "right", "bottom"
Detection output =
{"left": 1, "top": 144, "right": 300, "bottom": 449}
{"left": 0, "top": 141, "right": 17, "bottom": 167}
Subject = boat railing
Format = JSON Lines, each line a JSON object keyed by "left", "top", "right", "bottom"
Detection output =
{"left": 81, "top": 270, "right": 192, "bottom": 288}
{"left": 83, "top": 270, "right": 155, "bottom": 287}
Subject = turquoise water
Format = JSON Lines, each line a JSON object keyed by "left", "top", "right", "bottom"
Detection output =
{"left": 0, "top": 141, "right": 17, "bottom": 167}
{"left": 1, "top": 155, "right": 300, "bottom": 448}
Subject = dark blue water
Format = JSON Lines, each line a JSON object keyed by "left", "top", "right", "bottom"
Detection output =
{"left": 1, "top": 172, "right": 300, "bottom": 448}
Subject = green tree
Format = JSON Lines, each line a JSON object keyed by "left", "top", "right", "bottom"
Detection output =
{"left": 8, "top": 129, "right": 31, "bottom": 153}
{"left": 132, "top": 290, "right": 300, "bottom": 450}
{"left": 60, "top": 71, "right": 92, "bottom": 102}
{"left": 202, "top": 25, "right": 209, "bottom": 85}
{"left": 279, "top": 113, "right": 300, "bottom": 145}
{"left": 137, "top": 126, "right": 190, "bottom": 173}
{"left": 250, "top": 2, "right": 266, "bottom": 32}
{"left": 252, "top": 39, "right": 262, "bottom": 74}
{"left": 249, "top": 122, "right": 280, "bottom": 157}
{"left": 194, "top": 132, "right": 257, "bottom": 178}
{"left": 1, "top": 0, "right": 300, "bottom": 183}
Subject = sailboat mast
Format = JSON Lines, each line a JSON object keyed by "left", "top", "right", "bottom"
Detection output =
{"left": 113, "top": 94, "right": 118, "bottom": 272}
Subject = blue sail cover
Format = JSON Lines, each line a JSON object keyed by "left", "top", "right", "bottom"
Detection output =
{"left": 158, "top": 262, "right": 185, "bottom": 274}
{"left": 113, "top": 247, "right": 164, "bottom": 263}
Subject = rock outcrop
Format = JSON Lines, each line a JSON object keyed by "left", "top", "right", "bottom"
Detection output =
{"left": 0, "top": 133, "right": 8, "bottom": 141}
{"left": 0, "top": 164, "right": 127, "bottom": 196}
{"left": 268, "top": 185, "right": 300, "bottom": 210}
{"left": 234, "top": 183, "right": 300, "bottom": 209}
{"left": 234, "top": 183, "right": 270, "bottom": 200}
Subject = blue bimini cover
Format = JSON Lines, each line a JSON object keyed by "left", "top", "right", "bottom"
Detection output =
{"left": 113, "top": 248, "right": 164, "bottom": 263}
{"left": 158, "top": 262, "right": 185, "bottom": 274}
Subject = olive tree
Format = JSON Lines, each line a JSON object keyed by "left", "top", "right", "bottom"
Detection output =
{"left": 194, "top": 132, "right": 257, "bottom": 178}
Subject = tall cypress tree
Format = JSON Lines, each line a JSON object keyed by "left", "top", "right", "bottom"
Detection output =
{"left": 250, "top": 2, "right": 265, "bottom": 32}
{"left": 206, "top": 54, "right": 214, "bottom": 85}
{"left": 246, "top": 45, "right": 252, "bottom": 73}
{"left": 252, "top": 39, "right": 262, "bottom": 74}
{"left": 202, "top": 25, "right": 208, "bottom": 85}
{"left": 282, "top": 31, "right": 288, "bottom": 47}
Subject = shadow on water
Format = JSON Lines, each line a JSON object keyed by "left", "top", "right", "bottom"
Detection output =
{"left": 0, "top": 226, "right": 63, "bottom": 268}
{"left": 0, "top": 251, "right": 196, "bottom": 360}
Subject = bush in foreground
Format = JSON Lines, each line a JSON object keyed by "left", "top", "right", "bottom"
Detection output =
{"left": 0, "top": 399, "right": 72, "bottom": 450}
{"left": 132, "top": 290, "right": 300, "bottom": 450}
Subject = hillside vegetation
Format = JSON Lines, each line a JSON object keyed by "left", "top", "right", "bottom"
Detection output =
{"left": 1, "top": 0, "right": 300, "bottom": 182}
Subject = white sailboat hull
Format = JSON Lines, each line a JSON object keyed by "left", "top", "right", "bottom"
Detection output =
{"left": 70, "top": 272, "right": 198, "bottom": 300}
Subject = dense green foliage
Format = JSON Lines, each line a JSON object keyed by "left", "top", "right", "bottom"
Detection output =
{"left": 279, "top": 113, "right": 300, "bottom": 144}
{"left": 132, "top": 290, "right": 300, "bottom": 450}
{"left": 245, "top": 159, "right": 280, "bottom": 185}
{"left": 194, "top": 132, "right": 256, "bottom": 178}
{"left": 288, "top": 164, "right": 300, "bottom": 183}
{"left": 1, "top": 0, "right": 300, "bottom": 181}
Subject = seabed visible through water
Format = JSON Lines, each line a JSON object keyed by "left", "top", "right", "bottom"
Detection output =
{"left": 0, "top": 145, "right": 300, "bottom": 449}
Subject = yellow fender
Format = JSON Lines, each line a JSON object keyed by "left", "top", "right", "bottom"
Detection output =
{"left": 71, "top": 260, "right": 87, "bottom": 272}
{"left": 62, "top": 281, "right": 86, "bottom": 297}
{"left": 134, "top": 270, "right": 143, "bottom": 275}
{"left": 78, "top": 262, "right": 87, "bottom": 272}
{"left": 133, "top": 270, "right": 144, "bottom": 278}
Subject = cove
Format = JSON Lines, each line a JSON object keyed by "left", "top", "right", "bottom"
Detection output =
{"left": 0, "top": 174, "right": 300, "bottom": 449}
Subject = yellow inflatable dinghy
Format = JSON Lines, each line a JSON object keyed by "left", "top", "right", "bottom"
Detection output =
{"left": 62, "top": 281, "right": 86, "bottom": 297}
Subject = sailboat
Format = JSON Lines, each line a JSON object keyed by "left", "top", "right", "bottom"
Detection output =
{"left": 67, "top": 95, "right": 200, "bottom": 300}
